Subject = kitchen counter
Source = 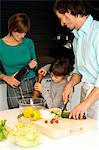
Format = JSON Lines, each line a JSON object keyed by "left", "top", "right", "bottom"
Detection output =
{"left": 0, "top": 108, "right": 99, "bottom": 150}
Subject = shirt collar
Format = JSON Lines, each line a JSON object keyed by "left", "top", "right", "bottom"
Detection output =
{"left": 72, "top": 15, "right": 93, "bottom": 38}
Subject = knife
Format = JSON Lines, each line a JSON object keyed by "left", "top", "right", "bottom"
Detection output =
{"left": 61, "top": 101, "right": 69, "bottom": 113}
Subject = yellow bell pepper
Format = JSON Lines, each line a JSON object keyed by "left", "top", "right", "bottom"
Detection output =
{"left": 23, "top": 107, "right": 41, "bottom": 120}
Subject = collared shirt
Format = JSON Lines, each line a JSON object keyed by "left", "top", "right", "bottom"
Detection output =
{"left": 72, "top": 15, "right": 99, "bottom": 88}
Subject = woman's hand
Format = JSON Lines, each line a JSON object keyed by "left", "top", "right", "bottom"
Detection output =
{"left": 29, "top": 59, "right": 37, "bottom": 69}
{"left": 63, "top": 82, "right": 74, "bottom": 104}
{"left": 34, "top": 82, "right": 43, "bottom": 92}
{"left": 3, "top": 75, "right": 20, "bottom": 88}
{"left": 38, "top": 68, "right": 47, "bottom": 76}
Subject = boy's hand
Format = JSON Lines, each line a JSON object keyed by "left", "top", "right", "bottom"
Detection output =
{"left": 34, "top": 82, "right": 43, "bottom": 92}
{"left": 29, "top": 59, "right": 37, "bottom": 69}
{"left": 38, "top": 68, "right": 47, "bottom": 76}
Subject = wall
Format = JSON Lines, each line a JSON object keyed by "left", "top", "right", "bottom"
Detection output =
{"left": 1, "top": 0, "right": 57, "bottom": 56}
{"left": 1, "top": 0, "right": 99, "bottom": 68}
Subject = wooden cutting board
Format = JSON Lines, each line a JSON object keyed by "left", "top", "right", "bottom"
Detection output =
{"left": 31, "top": 109, "right": 97, "bottom": 139}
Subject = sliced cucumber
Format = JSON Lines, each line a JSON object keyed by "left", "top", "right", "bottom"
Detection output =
{"left": 61, "top": 112, "right": 86, "bottom": 119}
{"left": 61, "top": 112, "right": 70, "bottom": 118}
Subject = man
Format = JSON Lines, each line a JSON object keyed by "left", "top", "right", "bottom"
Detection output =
{"left": 53, "top": 0, "right": 99, "bottom": 120}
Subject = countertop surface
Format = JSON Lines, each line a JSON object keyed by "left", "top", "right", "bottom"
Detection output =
{"left": 0, "top": 108, "right": 99, "bottom": 150}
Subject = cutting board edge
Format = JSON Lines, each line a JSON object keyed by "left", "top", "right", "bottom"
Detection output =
{"left": 32, "top": 119, "right": 97, "bottom": 139}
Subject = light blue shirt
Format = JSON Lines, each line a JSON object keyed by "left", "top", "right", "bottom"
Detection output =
{"left": 72, "top": 15, "right": 99, "bottom": 88}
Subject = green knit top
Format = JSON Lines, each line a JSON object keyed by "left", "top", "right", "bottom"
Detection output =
{"left": 0, "top": 38, "right": 37, "bottom": 79}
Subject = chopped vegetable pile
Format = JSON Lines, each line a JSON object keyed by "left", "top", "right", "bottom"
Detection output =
{"left": 0, "top": 120, "right": 8, "bottom": 141}
{"left": 10, "top": 122, "right": 41, "bottom": 147}
{"left": 51, "top": 111, "right": 61, "bottom": 118}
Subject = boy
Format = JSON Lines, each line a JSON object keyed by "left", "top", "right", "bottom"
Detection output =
{"left": 34, "top": 59, "right": 71, "bottom": 109}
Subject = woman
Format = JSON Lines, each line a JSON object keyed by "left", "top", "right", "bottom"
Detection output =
{"left": 0, "top": 13, "right": 37, "bottom": 108}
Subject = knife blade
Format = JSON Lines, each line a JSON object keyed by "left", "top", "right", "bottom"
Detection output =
{"left": 61, "top": 101, "right": 68, "bottom": 113}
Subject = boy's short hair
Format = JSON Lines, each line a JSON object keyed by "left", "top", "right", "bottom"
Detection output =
{"left": 8, "top": 13, "right": 30, "bottom": 35}
{"left": 49, "top": 59, "right": 71, "bottom": 76}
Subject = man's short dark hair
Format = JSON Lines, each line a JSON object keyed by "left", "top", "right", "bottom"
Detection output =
{"left": 53, "top": 0, "right": 86, "bottom": 16}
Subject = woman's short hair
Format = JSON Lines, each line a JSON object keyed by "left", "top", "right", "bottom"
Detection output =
{"left": 53, "top": 0, "right": 86, "bottom": 17}
{"left": 8, "top": 13, "right": 30, "bottom": 35}
{"left": 49, "top": 58, "right": 71, "bottom": 76}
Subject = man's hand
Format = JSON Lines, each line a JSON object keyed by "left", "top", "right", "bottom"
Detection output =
{"left": 29, "top": 59, "right": 37, "bottom": 69}
{"left": 69, "top": 100, "right": 89, "bottom": 119}
{"left": 69, "top": 87, "right": 99, "bottom": 119}
{"left": 63, "top": 73, "right": 81, "bottom": 104}
{"left": 63, "top": 82, "right": 74, "bottom": 104}
{"left": 3, "top": 74, "right": 20, "bottom": 88}
{"left": 34, "top": 82, "right": 43, "bottom": 92}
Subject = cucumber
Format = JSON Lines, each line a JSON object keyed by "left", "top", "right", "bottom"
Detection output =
{"left": 61, "top": 112, "right": 70, "bottom": 118}
{"left": 61, "top": 112, "right": 86, "bottom": 119}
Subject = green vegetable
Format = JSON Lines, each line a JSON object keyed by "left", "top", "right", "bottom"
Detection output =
{"left": 10, "top": 122, "right": 41, "bottom": 147}
{"left": 17, "top": 113, "right": 24, "bottom": 119}
{"left": 51, "top": 111, "right": 61, "bottom": 118}
{"left": 61, "top": 112, "right": 70, "bottom": 118}
{"left": 0, "top": 120, "right": 8, "bottom": 141}
{"left": 61, "top": 112, "right": 87, "bottom": 119}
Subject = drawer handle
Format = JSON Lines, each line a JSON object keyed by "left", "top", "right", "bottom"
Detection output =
{"left": 69, "top": 127, "right": 84, "bottom": 134}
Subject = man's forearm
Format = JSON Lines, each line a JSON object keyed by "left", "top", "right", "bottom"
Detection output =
{"left": 69, "top": 73, "right": 82, "bottom": 87}
{"left": 85, "top": 87, "right": 99, "bottom": 106}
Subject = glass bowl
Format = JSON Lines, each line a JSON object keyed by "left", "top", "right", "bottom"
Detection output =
{"left": 18, "top": 98, "right": 46, "bottom": 111}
